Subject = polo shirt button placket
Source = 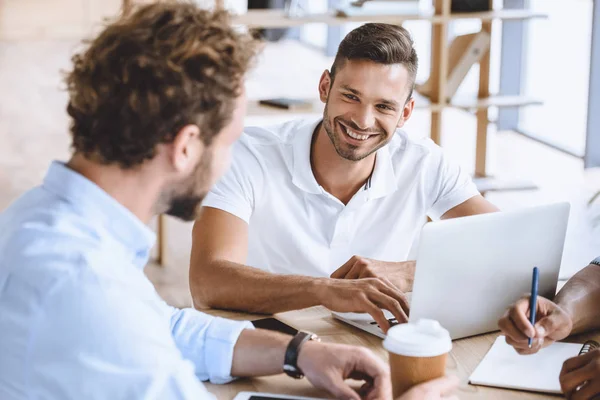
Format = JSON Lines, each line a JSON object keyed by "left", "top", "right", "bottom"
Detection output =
{"left": 331, "top": 210, "right": 352, "bottom": 248}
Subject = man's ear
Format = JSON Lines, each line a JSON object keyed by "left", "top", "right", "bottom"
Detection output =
{"left": 170, "top": 124, "right": 203, "bottom": 173}
{"left": 397, "top": 97, "right": 415, "bottom": 129}
{"left": 318, "top": 70, "right": 332, "bottom": 104}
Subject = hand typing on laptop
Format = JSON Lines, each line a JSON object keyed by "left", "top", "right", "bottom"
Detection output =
{"left": 330, "top": 256, "right": 416, "bottom": 293}
{"left": 314, "top": 274, "right": 410, "bottom": 333}
{"left": 324, "top": 255, "right": 413, "bottom": 331}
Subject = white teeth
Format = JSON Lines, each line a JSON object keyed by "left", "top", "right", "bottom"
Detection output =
{"left": 346, "top": 129, "right": 369, "bottom": 141}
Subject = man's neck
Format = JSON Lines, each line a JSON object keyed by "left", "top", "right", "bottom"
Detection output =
{"left": 310, "top": 123, "right": 376, "bottom": 205}
{"left": 67, "top": 154, "right": 162, "bottom": 224}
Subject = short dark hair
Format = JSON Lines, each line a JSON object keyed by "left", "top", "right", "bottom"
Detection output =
{"left": 330, "top": 23, "right": 418, "bottom": 100}
{"left": 65, "top": 3, "right": 258, "bottom": 169}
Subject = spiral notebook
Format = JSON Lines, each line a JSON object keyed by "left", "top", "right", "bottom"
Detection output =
{"left": 469, "top": 336, "right": 599, "bottom": 394}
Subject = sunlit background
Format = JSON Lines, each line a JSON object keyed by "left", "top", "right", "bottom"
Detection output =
{"left": 0, "top": 0, "right": 598, "bottom": 307}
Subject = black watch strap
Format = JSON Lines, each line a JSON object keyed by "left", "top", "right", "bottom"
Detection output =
{"left": 283, "top": 332, "right": 319, "bottom": 379}
{"left": 590, "top": 256, "right": 600, "bottom": 266}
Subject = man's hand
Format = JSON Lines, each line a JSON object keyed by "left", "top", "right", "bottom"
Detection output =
{"left": 498, "top": 295, "right": 573, "bottom": 355}
{"left": 559, "top": 349, "right": 600, "bottom": 399}
{"left": 330, "top": 256, "right": 415, "bottom": 292}
{"left": 314, "top": 276, "right": 409, "bottom": 333}
{"left": 298, "top": 341, "right": 391, "bottom": 400}
{"left": 397, "top": 376, "right": 460, "bottom": 400}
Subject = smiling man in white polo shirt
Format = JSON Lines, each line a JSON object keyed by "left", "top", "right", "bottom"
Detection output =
{"left": 191, "top": 23, "right": 498, "bottom": 330}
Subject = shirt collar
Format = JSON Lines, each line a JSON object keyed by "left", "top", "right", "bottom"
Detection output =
{"left": 42, "top": 161, "right": 156, "bottom": 268}
{"left": 291, "top": 119, "right": 322, "bottom": 195}
{"left": 291, "top": 119, "right": 398, "bottom": 200}
{"left": 368, "top": 144, "right": 398, "bottom": 200}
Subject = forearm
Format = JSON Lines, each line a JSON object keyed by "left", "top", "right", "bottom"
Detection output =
{"left": 231, "top": 328, "right": 291, "bottom": 377}
{"left": 554, "top": 263, "right": 600, "bottom": 334}
{"left": 191, "top": 260, "right": 325, "bottom": 314}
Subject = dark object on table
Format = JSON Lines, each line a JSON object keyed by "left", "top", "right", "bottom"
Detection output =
{"left": 259, "top": 98, "right": 313, "bottom": 111}
{"left": 248, "top": 0, "right": 288, "bottom": 41}
{"left": 451, "top": 0, "right": 491, "bottom": 12}
{"left": 252, "top": 317, "right": 299, "bottom": 336}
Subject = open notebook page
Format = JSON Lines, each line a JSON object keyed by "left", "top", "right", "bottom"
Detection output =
{"left": 469, "top": 336, "right": 582, "bottom": 394}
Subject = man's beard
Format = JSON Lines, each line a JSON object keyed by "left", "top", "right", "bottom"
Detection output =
{"left": 164, "top": 152, "right": 211, "bottom": 222}
{"left": 322, "top": 103, "right": 388, "bottom": 162}
{"left": 165, "top": 192, "right": 206, "bottom": 222}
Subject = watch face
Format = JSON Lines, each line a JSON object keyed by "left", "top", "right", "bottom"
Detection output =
{"left": 283, "top": 364, "right": 303, "bottom": 379}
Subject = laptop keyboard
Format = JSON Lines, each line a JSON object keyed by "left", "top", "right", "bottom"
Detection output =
{"left": 370, "top": 318, "right": 399, "bottom": 328}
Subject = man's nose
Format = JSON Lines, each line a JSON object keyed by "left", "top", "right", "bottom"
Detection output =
{"left": 351, "top": 106, "right": 375, "bottom": 131}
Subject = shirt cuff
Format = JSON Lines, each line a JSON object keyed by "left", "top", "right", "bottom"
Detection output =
{"left": 428, "top": 183, "right": 480, "bottom": 220}
{"left": 204, "top": 318, "right": 254, "bottom": 384}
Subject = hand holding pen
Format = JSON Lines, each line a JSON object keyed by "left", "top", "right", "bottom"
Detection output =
{"left": 498, "top": 267, "right": 573, "bottom": 355}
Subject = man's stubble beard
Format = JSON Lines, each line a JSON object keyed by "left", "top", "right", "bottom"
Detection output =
{"left": 164, "top": 150, "right": 212, "bottom": 222}
{"left": 322, "top": 101, "right": 390, "bottom": 162}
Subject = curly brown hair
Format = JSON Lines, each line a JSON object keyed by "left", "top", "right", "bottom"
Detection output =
{"left": 65, "top": 2, "right": 258, "bottom": 169}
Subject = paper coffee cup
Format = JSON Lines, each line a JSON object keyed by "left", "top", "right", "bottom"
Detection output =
{"left": 383, "top": 319, "right": 452, "bottom": 397}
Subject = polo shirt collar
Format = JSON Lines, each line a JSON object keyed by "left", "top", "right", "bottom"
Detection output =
{"left": 291, "top": 119, "right": 399, "bottom": 201}
{"left": 43, "top": 161, "right": 156, "bottom": 268}
{"left": 368, "top": 144, "right": 398, "bottom": 200}
{"left": 292, "top": 119, "right": 322, "bottom": 195}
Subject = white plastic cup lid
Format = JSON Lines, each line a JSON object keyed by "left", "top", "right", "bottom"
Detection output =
{"left": 383, "top": 319, "right": 452, "bottom": 357}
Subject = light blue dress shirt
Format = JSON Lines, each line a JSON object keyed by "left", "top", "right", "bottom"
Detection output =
{"left": 0, "top": 162, "right": 253, "bottom": 400}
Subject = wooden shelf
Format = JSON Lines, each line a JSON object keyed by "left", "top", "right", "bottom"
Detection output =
{"left": 473, "top": 177, "right": 538, "bottom": 193}
{"left": 246, "top": 95, "right": 542, "bottom": 117}
{"left": 449, "top": 95, "right": 543, "bottom": 111}
{"left": 234, "top": 9, "right": 429, "bottom": 28}
{"left": 446, "top": 9, "right": 547, "bottom": 22}
{"left": 232, "top": 9, "right": 546, "bottom": 29}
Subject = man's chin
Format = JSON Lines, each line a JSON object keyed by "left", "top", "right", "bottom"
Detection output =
{"left": 333, "top": 141, "right": 375, "bottom": 162}
{"left": 165, "top": 195, "right": 205, "bottom": 222}
{"left": 338, "top": 135, "right": 390, "bottom": 162}
{"left": 165, "top": 210, "right": 198, "bottom": 222}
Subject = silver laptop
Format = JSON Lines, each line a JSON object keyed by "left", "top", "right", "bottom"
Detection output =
{"left": 333, "top": 202, "right": 570, "bottom": 340}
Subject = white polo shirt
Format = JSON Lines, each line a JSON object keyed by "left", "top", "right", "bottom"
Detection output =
{"left": 202, "top": 118, "right": 479, "bottom": 277}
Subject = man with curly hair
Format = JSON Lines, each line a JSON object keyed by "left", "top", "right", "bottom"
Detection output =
{"left": 0, "top": 3, "right": 457, "bottom": 399}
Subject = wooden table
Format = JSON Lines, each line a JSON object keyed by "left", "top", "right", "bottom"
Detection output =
{"left": 203, "top": 306, "right": 599, "bottom": 400}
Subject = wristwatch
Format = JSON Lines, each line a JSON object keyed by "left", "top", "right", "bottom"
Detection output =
{"left": 590, "top": 256, "right": 600, "bottom": 266}
{"left": 283, "top": 331, "right": 320, "bottom": 379}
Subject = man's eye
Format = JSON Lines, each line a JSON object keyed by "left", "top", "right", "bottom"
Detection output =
{"left": 344, "top": 94, "right": 358, "bottom": 101}
{"left": 377, "top": 104, "right": 394, "bottom": 111}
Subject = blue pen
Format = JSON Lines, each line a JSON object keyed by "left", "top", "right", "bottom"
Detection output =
{"left": 528, "top": 267, "right": 539, "bottom": 348}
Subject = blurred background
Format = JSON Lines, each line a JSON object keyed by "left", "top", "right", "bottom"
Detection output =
{"left": 1, "top": 0, "right": 598, "bottom": 307}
